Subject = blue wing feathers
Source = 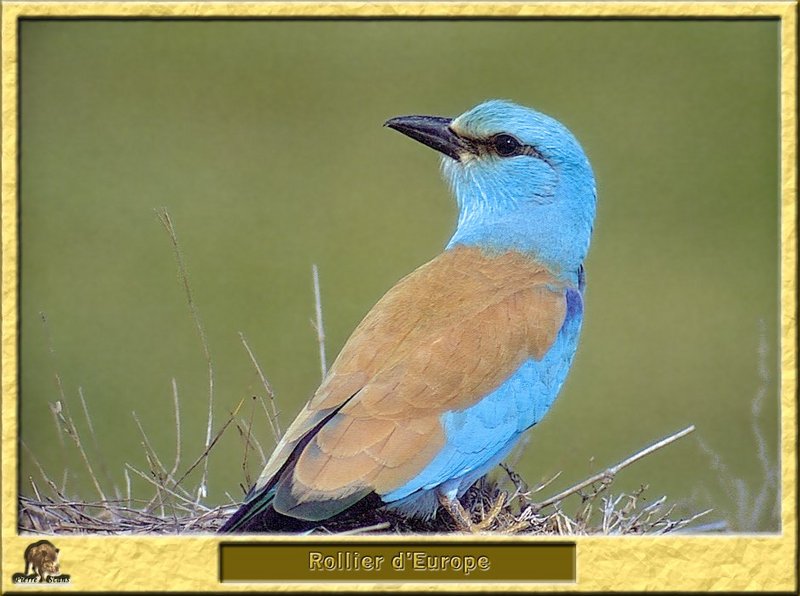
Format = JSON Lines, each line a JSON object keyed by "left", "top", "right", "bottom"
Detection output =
{"left": 383, "top": 287, "right": 584, "bottom": 511}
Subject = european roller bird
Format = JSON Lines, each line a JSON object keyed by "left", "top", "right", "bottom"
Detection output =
{"left": 220, "top": 99, "right": 596, "bottom": 533}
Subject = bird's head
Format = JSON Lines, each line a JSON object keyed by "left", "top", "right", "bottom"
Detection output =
{"left": 385, "top": 100, "right": 596, "bottom": 276}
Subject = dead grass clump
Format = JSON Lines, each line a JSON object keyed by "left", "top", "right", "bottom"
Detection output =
{"left": 19, "top": 420, "right": 707, "bottom": 536}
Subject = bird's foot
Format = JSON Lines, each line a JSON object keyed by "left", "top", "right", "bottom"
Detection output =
{"left": 472, "top": 491, "right": 506, "bottom": 531}
{"left": 437, "top": 491, "right": 507, "bottom": 534}
{"left": 437, "top": 492, "right": 475, "bottom": 532}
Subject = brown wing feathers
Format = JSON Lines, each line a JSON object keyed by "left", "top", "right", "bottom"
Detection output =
{"left": 253, "top": 246, "right": 567, "bottom": 520}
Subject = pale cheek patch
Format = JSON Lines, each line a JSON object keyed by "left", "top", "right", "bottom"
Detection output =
{"left": 448, "top": 118, "right": 470, "bottom": 138}
{"left": 449, "top": 120, "right": 489, "bottom": 158}
{"left": 457, "top": 151, "right": 478, "bottom": 164}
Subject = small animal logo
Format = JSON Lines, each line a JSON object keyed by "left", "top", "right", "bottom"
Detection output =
{"left": 11, "top": 540, "right": 70, "bottom": 585}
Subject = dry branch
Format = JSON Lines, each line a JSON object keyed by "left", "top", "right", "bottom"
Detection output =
{"left": 531, "top": 425, "right": 696, "bottom": 512}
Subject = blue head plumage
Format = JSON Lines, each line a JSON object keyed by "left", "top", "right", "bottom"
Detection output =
{"left": 386, "top": 100, "right": 596, "bottom": 278}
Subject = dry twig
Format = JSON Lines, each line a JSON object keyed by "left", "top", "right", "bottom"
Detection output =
{"left": 156, "top": 207, "right": 215, "bottom": 501}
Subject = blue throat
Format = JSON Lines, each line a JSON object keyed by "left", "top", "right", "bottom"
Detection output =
{"left": 444, "top": 158, "right": 596, "bottom": 280}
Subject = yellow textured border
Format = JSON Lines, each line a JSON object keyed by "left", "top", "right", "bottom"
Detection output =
{"left": 1, "top": 2, "right": 796, "bottom": 592}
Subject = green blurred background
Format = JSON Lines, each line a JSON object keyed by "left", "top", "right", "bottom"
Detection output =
{"left": 19, "top": 19, "right": 780, "bottom": 532}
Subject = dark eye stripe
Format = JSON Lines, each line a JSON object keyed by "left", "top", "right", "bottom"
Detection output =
{"left": 520, "top": 144, "right": 545, "bottom": 160}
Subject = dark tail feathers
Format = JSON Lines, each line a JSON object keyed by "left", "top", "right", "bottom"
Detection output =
{"left": 218, "top": 490, "right": 319, "bottom": 533}
{"left": 218, "top": 491, "right": 386, "bottom": 533}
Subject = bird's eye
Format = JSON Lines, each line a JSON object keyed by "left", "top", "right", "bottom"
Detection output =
{"left": 492, "top": 134, "right": 522, "bottom": 157}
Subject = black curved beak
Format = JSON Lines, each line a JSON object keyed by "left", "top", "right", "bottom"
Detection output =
{"left": 384, "top": 115, "right": 472, "bottom": 161}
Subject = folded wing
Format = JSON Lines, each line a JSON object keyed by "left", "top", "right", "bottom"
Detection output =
{"left": 249, "top": 245, "right": 568, "bottom": 521}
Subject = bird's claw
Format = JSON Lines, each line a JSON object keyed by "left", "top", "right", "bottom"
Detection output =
{"left": 437, "top": 492, "right": 475, "bottom": 532}
{"left": 438, "top": 491, "right": 508, "bottom": 533}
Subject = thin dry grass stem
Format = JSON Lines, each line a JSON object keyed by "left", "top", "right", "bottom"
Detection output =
{"left": 51, "top": 398, "right": 71, "bottom": 494}
{"left": 40, "top": 312, "right": 72, "bottom": 493}
{"left": 241, "top": 417, "right": 267, "bottom": 466}
{"left": 331, "top": 522, "right": 391, "bottom": 536}
{"left": 234, "top": 418, "right": 268, "bottom": 490}
{"left": 239, "top": 397, "right": 260, "bottom": 489}
{"left": 124, "top": 468, "right": 132, "bottom": 507}
{"left": 77, "top": 388, "right": 119, "bottom": 498}
{"left": 21, "top": 441, "right": 62, "bottom": 501}
{"left": 169, "top": 378, "right": 182, "bottom": 477}
{"left": 531, "top": 425, "right": 696, "bottom": 513}
{"left": 533, "top": 471, "right": 562, "bottom": 494}
{"left": 48, "top": 403, "right": 66, "bottom": 450}
{"left": 124, "top": 464, "right": 210, "bottom": 512}
{"left": 40, "top": 313, "right": 67, "bottom": 444}
{"left": 48, "top": 402, "right": 69, "bottom": 493}
{"left": 172, "top": 398, "right": 245, "bottom": 491}
{"left": 142, "top": 451, "right": 167, "bottom": 517}
{"left": 238, "top": 332, "right": 281, "bottom": 442}
{"left": 131, "top": 405, "right": 194, "bottom": 510}
{"left": 311, "top": 263, "right": 327, "bottom": 380}
{"left": 156, "top": 207, "right": 215, "bottom": 501}
{"left": 133, "top": 436, "right": 188, "bottom": 516}
{"left": 25, "top": 479, "right": 55, "bottom": 534}
{"left": 131, "top": 412, "right": 179, "bottom": 491}
{"left": 54, "top": 398, "right": 109, "bottom": 504}
{"left": 47, "top": 408, "right": 65, "bottom": 453}
{"left": 77, "top": 388, "right": 98, "bottom": 447}
{"left": 28, "top": 477, "right": 43, "bottom": 503}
